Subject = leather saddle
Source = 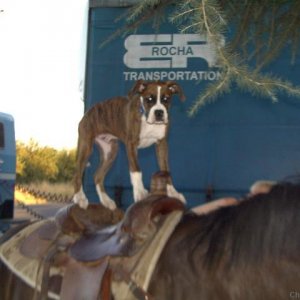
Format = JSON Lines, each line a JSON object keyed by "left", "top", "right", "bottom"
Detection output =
{"left": 20, "top": 203, "right": 124, "bottom": 260}
{"left": 18, "top": 172, "right": 185, "bottom": 300}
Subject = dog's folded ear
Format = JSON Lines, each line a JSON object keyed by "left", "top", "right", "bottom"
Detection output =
{"left": 167, "top": 81, "right": 186, "bottom": 101}
{"left": 128, "top": 80, "right": 147, "bottom": 97}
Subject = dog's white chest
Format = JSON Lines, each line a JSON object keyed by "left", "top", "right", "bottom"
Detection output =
{"left": 138, "top": 118, "right": 166, "bottom": 149}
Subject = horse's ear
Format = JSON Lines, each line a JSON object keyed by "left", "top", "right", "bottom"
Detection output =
{"left": 150, "top": 197, "right": 185, "bottom": 220}
{"left": 167, "top": 81, "right": 186, "bottom": 102}
{"left": 128, "top": 80, "right": 147, "bottom": 96}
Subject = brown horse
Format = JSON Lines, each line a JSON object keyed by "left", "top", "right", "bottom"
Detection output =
{"left": 1, "top": 181, "right": 300, "bottom": 299}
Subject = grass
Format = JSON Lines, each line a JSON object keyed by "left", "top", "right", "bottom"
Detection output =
{"left": 15, "top": 190, "right": 47, "bottom": 205}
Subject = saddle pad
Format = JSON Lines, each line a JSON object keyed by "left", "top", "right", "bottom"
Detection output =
{"left": 0, "top": 220, "right": 61, "bottom": 300}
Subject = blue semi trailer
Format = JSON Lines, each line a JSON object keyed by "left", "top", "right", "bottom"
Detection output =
{"left": 82, "top": 1, "right": 300, "bottom": 208}
{"left": 0, "top": 112, "right": 15, "bottom": 221}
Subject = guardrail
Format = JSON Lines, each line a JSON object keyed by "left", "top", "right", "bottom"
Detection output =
{"left": 16, "top": 185, "right": 72, "bottom": 204}
{"left": 12, "top": 185, "right": 73, "bottom": 221}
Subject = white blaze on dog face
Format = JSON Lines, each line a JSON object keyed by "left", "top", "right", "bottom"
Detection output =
{"left": 147, "top": 86, "right": 168, "bottom": 124}
{"left": 140, "top": 83, "right": 173, "bottom": 124}
{"left": 137, "top": 81, "right": 185, "bottom": 124}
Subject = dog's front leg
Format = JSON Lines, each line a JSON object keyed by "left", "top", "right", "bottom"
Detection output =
{"left": 126, "top": 142, "right": 148, "bottom": 202}
{"left": 156, "top": 138, "right": 186, "bottom": 203}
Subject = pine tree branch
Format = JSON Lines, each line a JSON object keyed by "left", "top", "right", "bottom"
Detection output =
{"left": 171, "top": 7, "right": 200, "bottom": 20}
{"left": 101, "top": 0, "right": 300, "bottom": 114}
{"left": 178, "top": 0, "right": 300, "bottom": 113}
{"left": 126, "top": 0, "right": 162, "bottom": 23}
{"left": 188, "top": 68, "right": 232, "bottom": 116}
{"left": 255, "top": 10, "right": 298, "bottom": 72}
{"left": 100, "top": 0, "right": 170, "bottom": 48}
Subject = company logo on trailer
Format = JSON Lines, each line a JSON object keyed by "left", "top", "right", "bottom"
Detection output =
{"left": 123, "top": 34, "right": 222, "bottom": 81}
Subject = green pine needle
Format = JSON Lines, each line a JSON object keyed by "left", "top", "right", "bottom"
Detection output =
{"left": 104, "top": 0, "right": 300, "bottom": 115}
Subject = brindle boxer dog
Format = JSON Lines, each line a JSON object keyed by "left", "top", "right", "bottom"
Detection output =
{"left": 73, "top": 80, "right": 186, "bottom": 209}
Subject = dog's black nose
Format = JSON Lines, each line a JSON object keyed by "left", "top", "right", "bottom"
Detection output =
{"left": 155, "top": 109, "right": 164, "bottom": 121}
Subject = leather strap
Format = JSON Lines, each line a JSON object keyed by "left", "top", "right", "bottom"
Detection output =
{"left": 39, "top": 243, "right": 58, "bottom": 300}
{"left": 100, "top": 268, "right": 112, "bottom": 300}
{"left": 111, "top": 210, "right": 183, "bottom": 300}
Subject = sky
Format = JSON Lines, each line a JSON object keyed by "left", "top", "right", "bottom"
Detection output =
{"left": 0, "top": 0, "right": 87, "bottom": 149}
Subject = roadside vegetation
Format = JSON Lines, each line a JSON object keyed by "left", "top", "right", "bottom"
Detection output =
{"left": 16, "top": 139, "right": 76, "bottom": 197}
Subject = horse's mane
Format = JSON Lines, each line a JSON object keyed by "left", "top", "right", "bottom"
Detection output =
{"left": 175, "top": 182, "right": 300, "bottom": 271}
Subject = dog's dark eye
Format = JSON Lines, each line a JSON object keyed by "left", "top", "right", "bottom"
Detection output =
{"left": 146, "top": 96, "right": 154, "bottom": 104}
{"left": 161, "top": 96, "right": 169, "bottom": 104}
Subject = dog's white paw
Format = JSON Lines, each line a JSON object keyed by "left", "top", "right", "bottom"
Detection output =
{"left": 73, "top": 191, "right": 89, "bottom": 209}
{"left": 133, "top": 187, "right": 149, "bottom": 202}
{"left": 101, "top": 194, "right": 117, "bottom": 210}
{"left": 130, "top": 171, "right": 149, "bottom": 202}
{"left": 167, "top": 184, "right": 186, "bottom": 204}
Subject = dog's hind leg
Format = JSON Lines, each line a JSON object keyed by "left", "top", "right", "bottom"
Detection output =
{"left": 73, "top": 137, "right": 93, "bottom": 209}
{"left": 94, "top": 135, "right": 119, "bottom": 210}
